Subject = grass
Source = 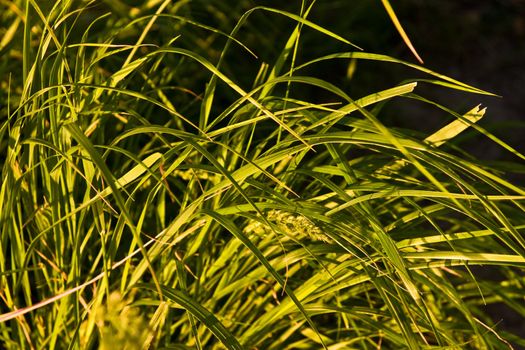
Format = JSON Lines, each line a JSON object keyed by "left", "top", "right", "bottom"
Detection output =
{"left": 1, "top": 1, "right": 524, "bottom": 349}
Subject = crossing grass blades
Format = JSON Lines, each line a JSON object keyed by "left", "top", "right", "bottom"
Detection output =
{"left": 1, "top": 0, "right": 524, "bottom": 349}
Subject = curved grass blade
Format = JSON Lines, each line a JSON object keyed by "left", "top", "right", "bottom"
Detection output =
{"left": 380, "top": 0, "right": 423, "bottom": 64}
{"left": 138, "top": 283, "right": 243, "bottom": 350}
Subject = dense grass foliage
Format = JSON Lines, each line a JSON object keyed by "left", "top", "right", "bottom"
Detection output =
{"left": 1, "top": 1, "right": 525, "bottom": 349}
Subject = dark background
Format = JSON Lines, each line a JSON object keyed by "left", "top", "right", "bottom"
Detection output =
{"left": 310, "top": 0, "right": 525, "bottom": 163}
{"left": 213, "top": 0, "right": 525, "bottom": 171}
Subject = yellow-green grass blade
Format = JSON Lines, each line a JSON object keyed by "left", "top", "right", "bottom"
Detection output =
{"left": 142, "top": 283, "right": 244, "bottom": 350}
{"left": 380, "top": 0, "right": 423, "bottom": 64}
{"left": 295, "top": 52, "right": 496, "bottom": 96}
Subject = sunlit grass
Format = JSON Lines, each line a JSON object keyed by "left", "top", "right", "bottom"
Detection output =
{"left": 1, "top": 1, "right": 524, "bottom": 349}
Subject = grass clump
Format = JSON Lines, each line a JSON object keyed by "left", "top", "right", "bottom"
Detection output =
{"left": 1, "top": 1, "right": 524, "bottom": 349}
